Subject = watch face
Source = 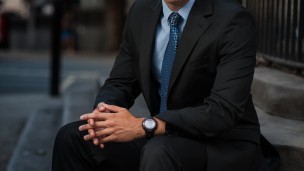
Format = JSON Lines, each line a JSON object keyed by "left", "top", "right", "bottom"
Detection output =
{"left": 144, "top": 119, "right": 156, "bottom": 130}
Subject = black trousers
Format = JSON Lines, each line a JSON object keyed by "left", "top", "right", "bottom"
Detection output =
{"left": 52, "top": 121, "right": 207, "bottom": 171}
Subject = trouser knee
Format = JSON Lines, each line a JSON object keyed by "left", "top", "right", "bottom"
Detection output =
{"left": 140, "top": 136, "right": 180, "bottom": 170}
{"left": 141, "top": 138, "right": 169, "bottom": 160}
{"left": 54, "top": 121, "right": 85, "bottom": 149}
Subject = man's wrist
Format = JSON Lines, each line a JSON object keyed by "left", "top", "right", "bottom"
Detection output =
{"left": 154, "top": 118, "right": 166, "bottom": 135}
{"left": 137, "top": 118, "right": 146, "bottom": 138}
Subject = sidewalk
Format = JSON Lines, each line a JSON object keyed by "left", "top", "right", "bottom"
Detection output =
{"left": 0, "top": 93, "right": 60, "bottom": 171}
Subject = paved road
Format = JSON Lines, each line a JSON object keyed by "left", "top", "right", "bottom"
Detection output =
{"left": 0, "top": 52, "right": 115, "bottom": 94}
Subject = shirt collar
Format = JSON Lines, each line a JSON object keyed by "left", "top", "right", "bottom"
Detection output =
{"left": 162, "top": 0, "right": 195, "bottom": 25}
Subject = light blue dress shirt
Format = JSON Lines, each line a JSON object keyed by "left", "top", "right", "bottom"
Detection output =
{"left": 153, "top": 0, "right": 195, "bottom": 83}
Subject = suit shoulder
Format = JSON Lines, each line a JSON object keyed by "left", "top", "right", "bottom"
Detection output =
{"left": 213, "top": 0, "right": 251, "bottom": 15}
{"left": 212, "top": 0, "right": 254, "bottom": 23}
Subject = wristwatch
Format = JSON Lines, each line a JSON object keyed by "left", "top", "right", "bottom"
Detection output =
{"left": 142, "top": 118, "right": 158, "bottom": 140}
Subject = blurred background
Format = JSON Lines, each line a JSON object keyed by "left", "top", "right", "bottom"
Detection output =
{"left": 0, "top": 0, "right": 303, "bottom": 170}
{"left": 0, "top": 0, "right": 134, "bottom": 52}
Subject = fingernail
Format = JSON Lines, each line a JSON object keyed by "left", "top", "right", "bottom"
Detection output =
{"left": 79, "top": 126, "right": 82, "bottom": 131}
{"left": 93, "top": 138, "right": 98, "bottom": 145}
{"left": 84, "top": 135, "right": 90, "bottom": 140}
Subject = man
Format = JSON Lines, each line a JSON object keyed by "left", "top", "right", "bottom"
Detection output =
{"left": 52, "top": 0, "right": 279, "bottom": 170}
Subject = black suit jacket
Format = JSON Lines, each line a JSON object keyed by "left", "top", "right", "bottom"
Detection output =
{"left": 95, "top": 0, "right": 279, "bottom": 170}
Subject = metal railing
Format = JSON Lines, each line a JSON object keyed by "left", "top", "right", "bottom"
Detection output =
{"left": 246, "top": 0, "right": 304, "bottom": 69}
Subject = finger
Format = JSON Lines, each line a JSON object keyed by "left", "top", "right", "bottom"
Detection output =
{"left": 98, "top": 102, "right": 106, "bottom": 108}
{"left": 93, "top": 120, "right": 110, "bottom": 128}
{"left": 95, "top": 128, "right": 114, "bottom": 137}
{"left": 98, "top": 106, "right": 111, "bottom": 113}
{"left": 79, "top": 113, "right": 94, "bottom": 120}
{"left": 88, "top": 128, "right": 95, "bottom": 136}
{"left": 83, "top": 128, "right": 96, "bottom": 141}
{"left": 97, "top": 102, "right": 106, "bottom": 112}
{"left": 95, "top": 127, "right": 105, "bottom": 131}
{"left": 91, "top": 127, "right": 106, "bottom": 144}
{"left": 84, "top": 133, "right": 94, "bottom": 141}
{"left": 80, "top": 112, "right": 107, "bottom": 120}
{"left": 79, "top": 124, "right": 93, "bottom": 131}
{"left": 98, "top": 135, "right": 116, "bottom": 144}
{"left": 103, "top": 103, "right": 123, "bottom": 113}
{"left": 100, "top": 144, "right": 105, "bottom": 149}
{"left": 88, "top": 119, "right": 95, "bottom": 126}
{"left": 83, "top": 126, "right": 96, "bottom": 140}
{"left": 92, "top": 109, "right": 111, "bottom": 117}
{"left": 93, "top": 138, "right": 99, "bottom": 145}
{"left": 98, "top": 106, "right": 105, "bottom": 112}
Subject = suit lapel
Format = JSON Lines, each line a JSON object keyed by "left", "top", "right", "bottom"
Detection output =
{"left": 139, "top": 0, "right": 161, "bottom": 111}
{"left": 169, "top": 0, "right": 213, "bottom": 92}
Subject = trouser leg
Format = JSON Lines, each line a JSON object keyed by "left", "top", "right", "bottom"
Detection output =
{"left": 140, "top": 135, "right": 207, "bottom": 171}
{"left": 52, "top": 121, "right": 99, "bottom": 171}
{"left": 52, "top": 121, "right": 146, "bottom": 171}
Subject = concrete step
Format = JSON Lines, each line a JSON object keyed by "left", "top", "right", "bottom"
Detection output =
{"left": 256, "top": 107, "right": 304, "bottom": 171}
{"left": 62, "top": 77, "right": 100, "bottom": 125}
{"left": 252, "top": 66, "right": 304, "bottom": 121}
{"left": 6, "top": 101, "right": 62, "bottom": 171}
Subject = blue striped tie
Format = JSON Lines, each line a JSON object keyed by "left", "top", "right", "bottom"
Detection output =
{"left": 160, "top": 12, "right": 183, "bottom": 113}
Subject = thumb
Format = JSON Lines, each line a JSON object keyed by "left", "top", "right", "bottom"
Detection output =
{"left": 97, "top": 102, "right": 106, "bottom": 111}
{"left": 103, "top": 103, "right": 123, "bottom": 113}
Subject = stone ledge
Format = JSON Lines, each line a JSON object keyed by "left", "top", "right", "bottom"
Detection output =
{"left": 256, "top": 107, "right": 304, "bottom": 170}
{"left": 252, "top": 66, "right": 304, "bottom": 121}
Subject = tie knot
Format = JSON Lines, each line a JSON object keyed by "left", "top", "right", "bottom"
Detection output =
{"left": 169, "top": 12, "right": 183, "bottom": 27}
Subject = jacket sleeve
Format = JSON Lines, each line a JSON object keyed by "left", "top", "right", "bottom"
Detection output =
{"left": 94, "top": 2, "right": 141, "bottom": 109}
{"left": 155, "top": 9, "right": 257, "bottom": 139}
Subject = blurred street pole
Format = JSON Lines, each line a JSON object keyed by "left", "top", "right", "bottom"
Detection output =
{"left": 299, "top": 0, "right": 304, "bottom": 73}
{"left": 50, "top": 0, "right": 62, "bottom": 96}
{"left": 105, "top": 0, "right": 126, "bottom": 51}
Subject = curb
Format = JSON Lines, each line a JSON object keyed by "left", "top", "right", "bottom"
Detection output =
{"left": 252, "top": 66, "right": 304, "bottom": 121}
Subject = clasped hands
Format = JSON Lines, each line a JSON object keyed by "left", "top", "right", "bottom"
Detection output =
{"left": 78, "top": 103, "right": 146, "bottom": 148}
